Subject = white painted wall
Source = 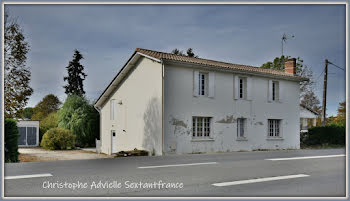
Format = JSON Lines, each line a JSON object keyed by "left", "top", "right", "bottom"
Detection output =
{"left": 100, "top": 57, "right": 163, "bottom": 155}
{"left": 164, "top": 64, "right": 300, "bottom": 154}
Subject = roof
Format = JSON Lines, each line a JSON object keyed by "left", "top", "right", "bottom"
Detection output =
{"left": 95, "top": 48, "right": 308, "bottom": 107}
{"left": 300, "top": 104, "right": 320, "bottom": 116}
{"left": 136, "top": 48, "right": 308, "bottom": 81}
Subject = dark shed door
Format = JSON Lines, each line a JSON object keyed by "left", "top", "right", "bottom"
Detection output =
{"left": 18, "top": 127, "right": 26, "bottom": 145}
{"left": 27, "top": 127, "right": 37, "bottom": 145}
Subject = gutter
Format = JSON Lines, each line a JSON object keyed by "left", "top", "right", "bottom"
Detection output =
{"left": 94, "top": 105, "right": 102, "bottom": 142}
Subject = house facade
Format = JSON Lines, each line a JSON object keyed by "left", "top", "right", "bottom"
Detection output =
{"left": 94, "top": 48, "right": 307, "bottom": 155}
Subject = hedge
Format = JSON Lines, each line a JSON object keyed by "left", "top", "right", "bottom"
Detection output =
{"left": 5, "top": 119, "right": 19, "bottom": 162}
{"left": 41, "top": 128, "right": 76, "bottom": 150}
{"left": 301, "top": 124, "right": 345, "bottom": 146}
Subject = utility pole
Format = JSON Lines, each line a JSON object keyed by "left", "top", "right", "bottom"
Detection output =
{"left": 321, "top": 59, "right": 328, "bottom": 126}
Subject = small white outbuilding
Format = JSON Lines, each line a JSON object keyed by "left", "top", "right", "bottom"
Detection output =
{"left": 17, "top": 120, "right": 39, "bottom": 147}
{"left": 299, "top": 105, "right": 319, "bottom": 133}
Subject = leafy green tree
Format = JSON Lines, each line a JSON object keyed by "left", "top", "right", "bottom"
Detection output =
{"left": 39, "top": 112, "right": 58, "bottom": 142}
{"left": 172, "top": 48, "right": 198, "bottom": 58}
{"left": 63, "top": 50, "right": 87, "bottom": 96}
{"left": 186, "top": 48, "right": 198, "bottom": 58}
{"left": 4, "top": 10, "right": 33, "bottom": 118}
{"left": 32, "top": 94, "right": 61, "bottom": 121}
{"left": 171, "top": 48, "right": 185, "bottom": 56}
{"left": 58, "top": 95, "right": 99, "bottom": 147}
{"left": 328, "top": 101, "right": 346, "bottom": 126}
{"left": 21, "top": 107, "right": 34, "bottom": 119}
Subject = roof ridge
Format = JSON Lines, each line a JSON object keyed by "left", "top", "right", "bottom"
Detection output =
{"left": 135, "top": 47, "right": 307, "bottom": 80}
{"left": 135, "top": 47, "right": 287, "bottom": 73}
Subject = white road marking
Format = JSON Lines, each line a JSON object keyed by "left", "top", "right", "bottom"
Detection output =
{"left": 265, "top": 154, "right": 345, "bottom": 161}
{"left": 5, "top": 173, "right": 53, "bottom": 180}
{"left": 212, "top": 174, "right": 310, "bottom": 187}
{"left": 138, "top": 162, "right": 217, "bottom": 169}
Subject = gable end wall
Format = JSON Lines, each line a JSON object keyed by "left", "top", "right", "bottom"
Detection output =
{"left": 100, "top": 57, "right": 163, "bottom": 155}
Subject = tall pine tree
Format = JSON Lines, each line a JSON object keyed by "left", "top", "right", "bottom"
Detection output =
{"left": 63, "top": 50, "right": 87, "bottom": 96}
{"left": 4, "top": 9, "right": 33, "bottom": 118}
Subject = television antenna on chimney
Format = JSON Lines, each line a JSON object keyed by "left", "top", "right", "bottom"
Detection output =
{"left": 281, "top": 33, "right": 295, "bottom": 56}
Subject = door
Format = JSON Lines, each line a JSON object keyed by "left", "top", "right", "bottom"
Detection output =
{"left": 18, "top": 127, "right": 26, "bottom": 145}
{"left": 27, "top": 127, "right": 37, "bottom": 146}
{"left": 111, "top": 130, "right": 117, "bottom": 154}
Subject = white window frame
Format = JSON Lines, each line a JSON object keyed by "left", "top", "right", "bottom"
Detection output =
{"left": 110, "top": 99, "right": 116, "bottom": 120}
{"left": 192, "top": 117, "right": 211, "bottom": 138}
{"left": 272, "top": 81, "right": 279, "bottom": 101}
{"left": 237, "top": 118, "right": 246, "bottom": 139}
{"left": 268, "top": 119, "right": 282, "bottom": 138}
{"left": 198, "top": 72, "right": 208, "bottom": 96}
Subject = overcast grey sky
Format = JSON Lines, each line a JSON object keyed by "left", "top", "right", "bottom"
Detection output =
{"left": 6, "top": 4, "right": 346, "bottom": 116}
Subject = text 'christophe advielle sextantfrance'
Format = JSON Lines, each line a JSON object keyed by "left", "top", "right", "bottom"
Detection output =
{"left": 42, "top": 180, "right": 184, "bottom": 190}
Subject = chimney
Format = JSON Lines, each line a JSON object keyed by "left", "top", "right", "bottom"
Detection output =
{"left": 285, "top": 58, "right": 296, "bottom": 75}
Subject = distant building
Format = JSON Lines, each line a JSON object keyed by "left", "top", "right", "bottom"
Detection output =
{"left": 300, "top": 105, "right": 319, "bottom": 133}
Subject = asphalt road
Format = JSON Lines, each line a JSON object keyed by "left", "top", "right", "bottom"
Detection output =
{"left": 4, "top": 148, "right": 346, "bottom": 197}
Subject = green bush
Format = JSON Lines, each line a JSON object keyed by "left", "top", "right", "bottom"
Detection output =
{"left": 301, "top": 124, "right": 345, "bottom": 146}
{"left": 40, "top": 128, "right": 76, "bottom": 150}
{"left": 5, "top": 119, "right": 19, "bottom": 162}
{"left": 58, "top": 95, "right": 99, "bottom": 148}
{"left": 39, "top": 112, "right": 58, "bottom": 143}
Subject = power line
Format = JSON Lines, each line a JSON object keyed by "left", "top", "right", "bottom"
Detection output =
{"left": 328, "top": 61, "right": 345, "bottom": 71}
{"left": 316, "top": 68, "right": 325, "bottom": 81}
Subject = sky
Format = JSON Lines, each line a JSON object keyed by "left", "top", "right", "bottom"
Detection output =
{"left": 5, "top": 4, "right": 346, "bottom": 116}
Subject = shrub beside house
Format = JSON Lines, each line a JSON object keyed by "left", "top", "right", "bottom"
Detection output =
{"left": 5, "top": 119, "right": 19, "bottom": 163}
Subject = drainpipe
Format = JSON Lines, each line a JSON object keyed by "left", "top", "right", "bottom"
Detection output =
{"left": 94, "top": 105, "right": 102, "bottom": 154}
{"left": 161, "top": 60, "right": 165, "bottom": 156}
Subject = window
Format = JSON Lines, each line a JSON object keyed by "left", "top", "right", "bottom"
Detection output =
{"left": 239, "top": 77, "right": 246, "bottom": 99}
{"left": 192, "top": 117, "right": 211, "bottom": 138}
{"left": 272, "top": 81, "right": 279, "bottom": 101}
{"left": 198, "top": 72, "right": 208, "bottom": 96}
{"left": 237, "top": 118, "right": 246, "bottom": 138}
{"left": 110, "top": 99, "right": 116, "bottom": 120}
{"left": 268, "top": 119, "right": 281, "bottom": 137}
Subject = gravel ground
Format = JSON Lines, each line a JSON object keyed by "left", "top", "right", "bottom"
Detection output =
{"left": 18, "top": 147, "right": 113, "bottom": 162}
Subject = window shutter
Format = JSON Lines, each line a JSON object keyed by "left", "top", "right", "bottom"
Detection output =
{"left": 208, "top": 72, "right": 215, "bottom": 98}
{"left": 194, "top": 71, "right": 199, "bottom": 97}
{"left": 246, "top": 77, "right": 252, "bottom": 100}
{"left": 234, "top": 75, "right": 239, "bottom": 99}
{"left": 278, "top": 81, "right": 283, "bottom": 102}
{"left": 110, "top": 99, "right": 115, "bottom": 120}
{"left": 268, "top": 80, "right": 273, "bottom": 102}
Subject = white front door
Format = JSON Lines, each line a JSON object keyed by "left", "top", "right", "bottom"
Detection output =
{"left": 111, "top": 130, "right": 117, "bottom": 154}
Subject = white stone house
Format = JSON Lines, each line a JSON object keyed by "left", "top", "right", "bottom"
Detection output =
{"left": 300, "top": 104, "right": 319, "bottom": 133}
{"left": 94, "top": 48, "right": 307, "bottom": 155}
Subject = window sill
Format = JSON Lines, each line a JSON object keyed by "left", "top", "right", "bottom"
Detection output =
{"left": 266, "top": 137, "right": 284, "bottom": 141}
{"left": 268, "top": 100, "right": 282, "bottom": 103}
{"left": 236, "top": 137, "right": 248, "bottom": 141}
{"left": 235, "top": 99, "right": 251, "bottom": 101}
{"left": 191, "top": 138, "right": 215, "bottom": 142}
